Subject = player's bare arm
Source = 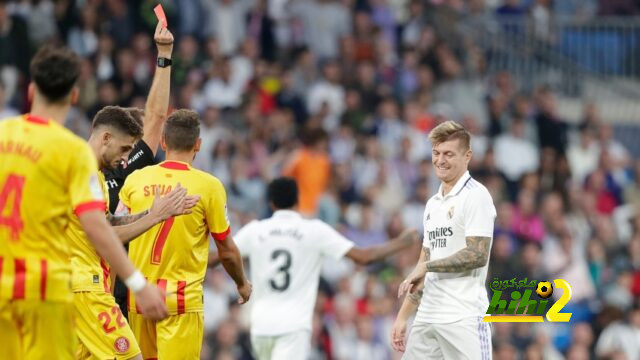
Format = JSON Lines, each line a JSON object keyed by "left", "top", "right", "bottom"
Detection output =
{"left": 111, "top": 184, "right": 200, "bottom": 243}
{"left": 214, "top": 235, "right": 252, "bottom": 304}
{"left": 143, "top": 22, "right": 173, "bottom": 155}
{"left": 424, "top": 236, "right": 490, "bottom": 273}
{"left": 346, "top": 228, "right": 419, "bottom": 265}
{"left": 398, "top": 236, "right": 491, "bottom": 296}
{"left": 391, "top": 246, "right": 429, "bottom": 352}
{"left": 78, "top": 210, "right": 168, "bottom": 320}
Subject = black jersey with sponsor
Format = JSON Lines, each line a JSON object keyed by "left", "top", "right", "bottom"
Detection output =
{"left": 102, "top": 140, "right": 156, "bottom": 318}
{"left": 103, "top": 140, "right": 156, "bottom": 214}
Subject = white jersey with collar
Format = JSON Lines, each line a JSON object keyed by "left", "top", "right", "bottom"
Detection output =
{"left": 416, "top": 171, "right": 496, "bottom": 324}
{"left": 233, "top": 210, "right": 355, "bottom": 336}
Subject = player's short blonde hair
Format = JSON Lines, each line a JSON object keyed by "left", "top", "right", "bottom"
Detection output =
{"left": 428, "top": 120, "right": 471, "bottom": 151}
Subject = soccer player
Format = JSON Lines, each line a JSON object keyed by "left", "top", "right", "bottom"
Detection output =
{"left": 393, "top": 121, "right": 496, "bottom": 359}
{"left": 118, "top": 109, "right": 251, "bottom": 360}
{"left": 103, "top": 22, "right": 174, "bottom": 319}
{"left": 0, "top": 47, "right": 167, "bottom": 359}
{"left": 230, "top": 177, "right": 419, "bottom": 360}
{"left": 70, "top": 105, "right": 199, "bottom": 360}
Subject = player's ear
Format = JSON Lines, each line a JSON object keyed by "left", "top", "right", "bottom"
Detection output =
{"left": 102, "top": 130, "right": 112, "bottom": 145}
{"left": 27, "top": 83, "right": 35, "bottom": 103}
{"left": 69, "top": 87, "right": 79, "bottom": 105}
{"left": 160, "top": 137, "right": 168, "bottom": 152}
{"left": 193, "top": 138, "right": 202, "bottom": 153}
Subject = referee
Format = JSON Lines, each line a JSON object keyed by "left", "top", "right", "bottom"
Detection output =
{"left": 103, "top": 22, "right": 174, "bottom": 318}
{"left": 393, "top": 121, "right": 497, "bottom": 359}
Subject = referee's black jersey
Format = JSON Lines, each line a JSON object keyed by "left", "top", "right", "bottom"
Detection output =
{"left": 102, "top": 140, "right": 156, "bottom": 318}
{"left": 103, "top": 140, "right": 156, "bottom": 214}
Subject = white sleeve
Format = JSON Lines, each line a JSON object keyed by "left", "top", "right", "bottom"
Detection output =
{"left": 233, "top": 221, "right": 257, "bottom": 257}
{"left": 463, "top": 189, "right": 496, "bottom": 238}
{"left": 314, "top": 220, "right": 355, "bottom": 260}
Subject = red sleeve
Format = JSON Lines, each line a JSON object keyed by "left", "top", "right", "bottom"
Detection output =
{"left": 211, "top": 227, "right": 231, "bottom": 241}
{"left": 74, "top": 200, "right": 107, "bottom": 216}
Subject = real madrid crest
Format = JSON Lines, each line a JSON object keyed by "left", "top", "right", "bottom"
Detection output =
{"left": 447, "top": 206, "right": 455, "bottom": 220}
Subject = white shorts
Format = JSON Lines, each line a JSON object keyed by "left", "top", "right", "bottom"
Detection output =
{"left": 403, "top": 317, "right": 492, "bottom": 360}
{"left": 251, "top": 330, "right": 311, "bottom": 360}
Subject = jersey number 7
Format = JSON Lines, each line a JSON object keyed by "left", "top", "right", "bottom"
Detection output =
{"left": 0, "top": 174, "right": 25, "bottom": 241}
{"left": 150, "top": 217, "right": 175, "bottom": 264}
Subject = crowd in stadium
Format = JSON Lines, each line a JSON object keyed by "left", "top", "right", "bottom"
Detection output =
{"left": 2, "top": 0, "right": 640, "bottom": 359}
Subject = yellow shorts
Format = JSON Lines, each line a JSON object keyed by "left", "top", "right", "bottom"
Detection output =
{"left": 74, "top": 291, "right": 141, "bottom": 360}
{"left": 0, "top": 300, "right": 75, "bottom": 359}
{"left": 129, "top": 311, "right": 203, "bottom": 360}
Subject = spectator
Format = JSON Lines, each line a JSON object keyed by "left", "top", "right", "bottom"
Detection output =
{"left": 283, "top": 128, "right": 331, "bottom": 216}
{"left": 494, "top": 117, "right": 540, "bottom": 188}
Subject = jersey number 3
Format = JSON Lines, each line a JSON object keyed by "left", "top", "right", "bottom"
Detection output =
{"left": 270, "top": 249, "right": 292, "bottom": 292}
{"left": 0, "top": 174, "right": 25, "bottom": 241}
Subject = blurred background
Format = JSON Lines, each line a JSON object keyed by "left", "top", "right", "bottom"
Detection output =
{"left": 2, "top": 0, "right": 640, "bottom": 359}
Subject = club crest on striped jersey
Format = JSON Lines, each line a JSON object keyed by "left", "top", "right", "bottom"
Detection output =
{"left": 114, "top": 336, "right": 130, "bottom": 353}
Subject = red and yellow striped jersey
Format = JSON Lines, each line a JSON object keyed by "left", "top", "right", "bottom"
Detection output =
{"left": 119, "top": 161, "right": 230, "bottom": 315}
{"left": 0, "top": 115, "right": 106, "bottom": 302}
{"left": 68, "top": 171, "right": 112, "bottom": 292}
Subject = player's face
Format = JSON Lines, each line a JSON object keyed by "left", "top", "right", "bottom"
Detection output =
{"left": 102, "top": 133, "right": 136, "bottom": 170}
{"left": 432, "top": 139, "right": 471, "bottom": 184}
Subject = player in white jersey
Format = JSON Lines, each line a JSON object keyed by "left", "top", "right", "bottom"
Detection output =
{"left": 393, "top": 121, "right": 496, "bottom": 359}
{"left": 231, "top": 177, "right": 419, "bottom": 360}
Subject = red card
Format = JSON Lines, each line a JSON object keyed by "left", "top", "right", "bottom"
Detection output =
{"left": 154, "top": 4, "right": 168, "bottom": 28}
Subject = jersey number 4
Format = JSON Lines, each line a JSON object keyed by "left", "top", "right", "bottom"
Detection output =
{"left": 270, "top": 249, "right": 292, "bottom": 292}
{"left": 0, "top": 174, "right": 25, "bottom": 241}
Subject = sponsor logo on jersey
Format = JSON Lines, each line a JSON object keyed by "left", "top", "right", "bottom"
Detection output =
{"left": 114, "top": 336, "right": 130, "bottom": 353}
{"left": 106, "top": 179, "right": 118, "bottom": 189}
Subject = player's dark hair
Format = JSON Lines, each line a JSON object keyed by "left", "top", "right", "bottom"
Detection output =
{"left": 268, "top": 177, "right": 298, "bottom": 209}
{"left": 30, "top": 46, "right": 81, "bottom": 103}
{"left": 92, "top": 106, "right": 143, "bottom": 139}
{"left": 124, "top": 107, "right": 145, "bottom": 129}
{"left": 163, "top": 109, "right": 200, "bottom": 152}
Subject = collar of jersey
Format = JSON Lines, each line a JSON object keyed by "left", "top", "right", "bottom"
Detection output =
{"left": 435, "top": 171, "right": 471, "bottom": 200}
{"left": 160, "top": 160, "right": 190, "bottom": 170}
{"left": 273, "top": 210, "right": 301, "bottom": 219}
{"left": 24, "top": 114, "right": 50, "bottom": 125}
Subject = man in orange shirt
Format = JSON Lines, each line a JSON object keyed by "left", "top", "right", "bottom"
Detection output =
{"left": 0, "top": 46, "right": 167, "bottom": 359}
{"left": 283, "top": 128, "right": 331, "bottom": 216}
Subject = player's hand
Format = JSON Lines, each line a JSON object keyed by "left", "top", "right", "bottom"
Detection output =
{"left": 154, "top": 21, "right": 174, "bottom": 57}
{"left": 236, "top": 281, "right": 252, "bottom": 304}
{"left": 398, "top": 228, "right": 420, "bottom": 246}
{"left": 398, "top": 262, "right": 427, "bottom": 298}
{"left": 135, "top": 283, "right": 169, "bottom": 320}
{"left": 180, "top": 194, "right": 201, "bottom": 215}
{"left": 391, "top": 319, "right": 408, "bottom": 352}
{"left": 150, "top": 183, "right": 187, "bottom": 221}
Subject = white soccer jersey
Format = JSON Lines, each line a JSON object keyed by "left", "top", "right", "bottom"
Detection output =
{"left": 234, "top": 210, "right": 355, "bottom": 336}
{"left": 415, "top": 171, "right": 496, "bottom": 324}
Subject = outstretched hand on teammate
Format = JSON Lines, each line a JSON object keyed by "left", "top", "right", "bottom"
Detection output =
{"left": 149, "top": 183, "right": 200, "bottom": 221}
